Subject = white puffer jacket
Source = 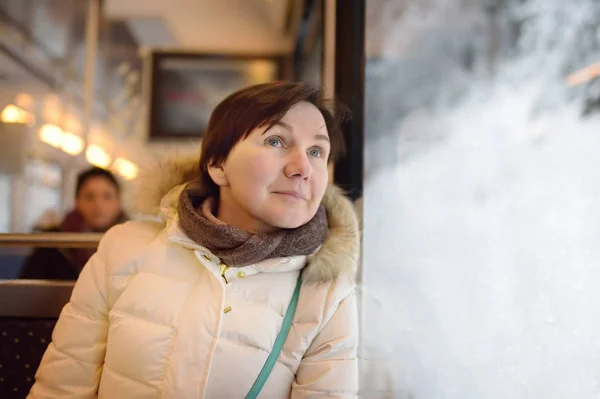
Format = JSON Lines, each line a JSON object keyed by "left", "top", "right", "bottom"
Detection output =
{"left": 28, "top": 157, "right": 360, "bottom": 399}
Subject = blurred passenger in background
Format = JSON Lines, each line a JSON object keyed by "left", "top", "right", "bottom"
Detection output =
{"left": 19, "top": 167, "right": 127, "bottom": 280}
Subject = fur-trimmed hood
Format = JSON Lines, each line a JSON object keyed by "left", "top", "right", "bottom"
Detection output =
{"left": 135, "top": 155, "right": 360, "bottom": 283}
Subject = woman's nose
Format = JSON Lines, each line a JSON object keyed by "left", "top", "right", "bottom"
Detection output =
{"left": 283, "top": 150, "right": 311, "bottom": 179}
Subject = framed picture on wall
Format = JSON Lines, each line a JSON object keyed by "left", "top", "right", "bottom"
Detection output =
{"left": 147, "top": 51, "right": 291, "bottom": 140}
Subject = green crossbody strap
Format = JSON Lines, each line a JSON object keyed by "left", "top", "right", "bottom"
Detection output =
{"left": 246, "top": 272, "right": 302, "bottom": 399}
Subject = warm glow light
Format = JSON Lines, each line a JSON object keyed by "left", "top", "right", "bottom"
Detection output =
{"left": 38, "top": 124, "right": 85, "bottom": 156}
{"left": 15, "top": 93, "right": 34, "bottom": 109}
{"left": 113, "top": 157, "right": 138, "bottom": 180}
{"left": 1, "top": 104, "right": 22, "bottom": 122}
{"left": 65, "top": 116, "right": 82, "bottom": 134}
{"left": 247, "top": 61, "right": 276, "bottom": 83}
{"left": 566, "top": 61, "right": 600, "bottom": 87}
{"left": 39, "top": 124, "right": 64, "bottom": 148}
{"left": 43, "top": 94, "right": 62, "bottom": 124}
{"left": 86, "top": 145, "right": 111, "bottom": 168}
{"left": 1, "top": 104, "right": 30, "bottom": 123}
{"left": 60, "top": 132, "right": 84, "bottom": 156}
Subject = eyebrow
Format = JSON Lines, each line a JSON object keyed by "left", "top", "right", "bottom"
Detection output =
{"left": 265, "top": 121, "right": 330, "bottom": 142}
{"left": 264, "top": 121, "right": 292, "bottom": 132}
{"left": 314, "top": 134, "right": 330, "bottom": 142}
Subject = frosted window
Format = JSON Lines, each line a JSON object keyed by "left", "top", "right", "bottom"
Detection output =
{"left": 362, "top": 1, "right": 600, "bottom": 398}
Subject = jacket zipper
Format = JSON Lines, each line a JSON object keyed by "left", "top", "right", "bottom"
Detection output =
{"left": 169, "top": 235, "right": 230, "bottom": 286}
{"left": 218, "top": 263, "right": 229, "bottom": 284}
{"left": 169, "top": 235, "right": 230, "bottom": 314}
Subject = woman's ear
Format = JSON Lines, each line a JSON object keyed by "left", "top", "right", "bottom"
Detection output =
{"left": 208, "top": 162, "right": 229, "bottom": 187}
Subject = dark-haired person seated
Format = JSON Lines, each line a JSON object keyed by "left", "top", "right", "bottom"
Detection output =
{"left": 27, "top": 82, "right": 359, "bottom": 398}
{"left": 19, "top": 167, "right": 127, "bottom": 280}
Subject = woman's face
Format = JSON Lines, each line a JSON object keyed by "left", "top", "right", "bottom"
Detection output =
{"left": 209, "top": 101, "right": 330, "bottom": 233}
{"left": 75, "top": 176, "right": 122, "bottom": 230}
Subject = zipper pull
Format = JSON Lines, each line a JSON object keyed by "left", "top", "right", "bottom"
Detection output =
{"left": 218, "top": 263, "right": 229, "bottom": 284}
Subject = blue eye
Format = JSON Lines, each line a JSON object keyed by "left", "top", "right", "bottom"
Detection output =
{"left": 266, "top": 137, "right": 283, "bottom": 147}
{"left": 308, "top": 147, "right": 322, "bottom": 158}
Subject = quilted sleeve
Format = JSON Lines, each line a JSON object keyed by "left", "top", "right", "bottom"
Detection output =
{"left": 291, "top": 292, "right": 359, "bottom": 399}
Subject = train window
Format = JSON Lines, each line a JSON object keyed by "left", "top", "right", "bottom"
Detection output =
{"left": 362, "top": 0, "right": 600, "bottom": 398}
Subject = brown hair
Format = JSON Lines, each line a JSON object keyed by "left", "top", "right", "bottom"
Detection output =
{"left": 199, "top": 81, "right": 348, "bottom": 196}
{"left": 76, "top": 167, "right": 120, "bottom": 197}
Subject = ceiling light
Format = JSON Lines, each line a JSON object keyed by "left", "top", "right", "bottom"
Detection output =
{"left": 113, "top": 157, "right": 138, "bottom": 180}
{"left": 39, "top": 123, "right": 64, "bottom": 148}
{"left": 60, "top": 132, "right": 84, "bottom": 156}
{"left": 86, "top": 144, "right": 112, "bottom": 168}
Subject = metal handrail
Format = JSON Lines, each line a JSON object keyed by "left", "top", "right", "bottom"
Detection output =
{"left": 0, "top": 233, "right": 103, "bottom": 248}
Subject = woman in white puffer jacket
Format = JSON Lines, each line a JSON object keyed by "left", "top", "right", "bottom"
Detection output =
{"left": 28, "top": 81, "right": 360, "bottom": 399}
